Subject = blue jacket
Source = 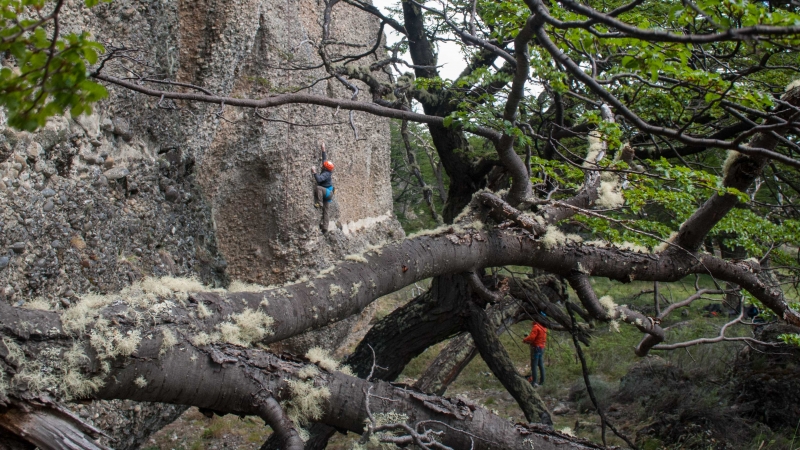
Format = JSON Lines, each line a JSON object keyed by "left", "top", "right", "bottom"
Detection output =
{"left": 314, "top": 151, "right": 333, "bottom": 188}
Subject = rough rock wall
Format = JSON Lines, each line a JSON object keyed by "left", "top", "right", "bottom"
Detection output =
{"left": 170, "top": 0, "right": 402, "bottom": 351}
{"left": 0, "top": 0, "right": 399, "bottom": 447}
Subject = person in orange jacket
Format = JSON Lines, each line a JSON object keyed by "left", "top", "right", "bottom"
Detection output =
{"left": 522, "top": 313, "right": 547, "bottom": 386}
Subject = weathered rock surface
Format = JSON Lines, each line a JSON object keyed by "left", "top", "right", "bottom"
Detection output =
{"left": 0, "top": 0, "right": 399, "bottom": 447}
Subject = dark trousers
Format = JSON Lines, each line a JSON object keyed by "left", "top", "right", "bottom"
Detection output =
{"left": 530, "top": 346, "right": 545, "bottom": 385}
{"left": 314, "top": 186, "right": 330, "bottom": 231}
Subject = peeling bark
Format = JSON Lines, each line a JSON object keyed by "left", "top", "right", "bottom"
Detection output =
{"left": 0, "top": 401, "right": 110, "bottom": 450}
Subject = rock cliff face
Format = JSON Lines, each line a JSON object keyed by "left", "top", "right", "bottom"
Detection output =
{"left": 0, "top": 0, "right": 398, "bottom": 446}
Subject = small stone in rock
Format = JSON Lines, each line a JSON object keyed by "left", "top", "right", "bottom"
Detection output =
{"left": 93, "top": 175, "right": 109, "bottom": 188}
{"left": 104, "top": 167, "right": 129, "bottom": 180}
{"left": 104, "top": 156, "right": 115, "bottom": 169}
{"left": 164, "top": 186, "right": 180, "bottom": 202}
{"left": 0, "top": 257, "right": 9, "bottom": 270}
{"left": 41, "top": 188, "right": 56, "bottom": 197}
{"left": 112, "top": 117, "right": 133, "bottom": 141}
{"left": 26, "top": 141, "right": 43, "bottom": 158}
{"left": 10, "top": 242, "right": 25, "bottom": 254}
{"left": 43, "top": 199, "right": 55, "bottom": 212}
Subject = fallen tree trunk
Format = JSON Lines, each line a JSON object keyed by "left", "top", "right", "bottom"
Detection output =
{"left": 2, "top": 198, "right": 798, "bottom": 448}
{"left": 0, "top": 303, "right": 604, "bottom": 450}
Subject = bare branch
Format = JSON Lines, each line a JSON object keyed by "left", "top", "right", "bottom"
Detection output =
{"left": 652, "top": 308, "right": 781, "bottom": 350}
{"left": 92, "top": 73, "right": 502, "bottom": 141}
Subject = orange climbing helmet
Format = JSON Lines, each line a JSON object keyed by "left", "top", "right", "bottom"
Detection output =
{"left": 323, "top": 161, "right": 334, "bottom": 171}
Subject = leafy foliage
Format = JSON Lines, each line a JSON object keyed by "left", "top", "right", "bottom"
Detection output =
{"left": 0, "top": 0, "right": 109, "bottom": 130}
{"left": 779, "top": 332, "right": 800, "bottom": 346}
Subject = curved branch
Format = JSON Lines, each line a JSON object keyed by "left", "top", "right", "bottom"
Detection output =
{"left": 465, "top": 271, "right": 504, "bottom": 304}
{"left": 494, "top": 15, "right": 536, "bottom": 206}
{"left": 342, "top": 0, "right": 407, "bottom": 35}
{"left": 255, "top": 397, "right": 304, "bottom": 450}
{"left": 652, "top": 308, "right": 780, "bottom": 351}
{"left": 658, "top": 288, "right": 725, "bottom": 319}
{"left": 92, "top": 74, "right": 502, "bottom": 142}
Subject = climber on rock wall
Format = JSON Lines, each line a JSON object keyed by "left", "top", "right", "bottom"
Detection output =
{"left": 311, "top": 141, "right": 335, "bottom": 232}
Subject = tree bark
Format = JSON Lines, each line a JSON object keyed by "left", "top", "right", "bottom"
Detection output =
{"left": 414, "top": 333, "right": 479, "bottom": 396}
{"left": 0, "top": 306, "right": 604, "bottom": 450}
{"left": 466, "top": 301, "right": 552, "bottom": 424}
{"left": 0, "top": 402, "right": 110, "bottom": 450}
{"left": 347, "top": 275, "right": 470, "bottom": 380}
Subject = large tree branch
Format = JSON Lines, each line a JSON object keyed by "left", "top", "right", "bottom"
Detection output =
{"left": 3, "top": 207, "right": 797, "bottom": 376}
{"left": 91, "top": 74, "right": 502, "bottom": 142}
{"left": 0, "top": 310, "right": 602, "bottom": 450}
{"left": 17, "top": 219, "right": 789, "bottom": 353}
